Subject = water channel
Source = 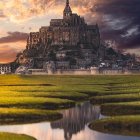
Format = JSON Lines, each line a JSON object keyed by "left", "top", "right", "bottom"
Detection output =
{"left": 0, "top": 102, "right": 139, "bottom": 140}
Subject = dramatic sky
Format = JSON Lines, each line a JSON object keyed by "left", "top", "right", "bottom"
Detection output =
{"left": 0, "top": 0, "right": 140, "bottom": 63}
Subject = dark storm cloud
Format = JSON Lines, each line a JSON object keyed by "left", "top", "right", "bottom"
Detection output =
{"left": 92, "top": 0, "right": 140, "bottom": 50}
{"left": 0, "top": 32, "right": 28, "bottom": 43}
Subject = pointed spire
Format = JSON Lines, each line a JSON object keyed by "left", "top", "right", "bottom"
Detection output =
{"left": 63, "top": 0, "right": 72, "bottom": 18}
{"left": 66, "top": 0, "right": 69, "bottom": 6}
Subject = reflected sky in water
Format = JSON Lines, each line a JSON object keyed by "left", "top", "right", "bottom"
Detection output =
{"left": 0, "top": 102, "right": 139, "bottom": 140}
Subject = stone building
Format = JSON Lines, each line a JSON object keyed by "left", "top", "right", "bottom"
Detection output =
{"left": 26, "top": 0, "right": 100, "bottom": 48}
{"left": 0, "top": 64, "right": 11, "bottom": 74}
{"left": 19, "top": 0, "right": 101, "bottom": 69}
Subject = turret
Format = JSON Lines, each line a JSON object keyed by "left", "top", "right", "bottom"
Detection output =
{"left": 63, "top": 0, "right": 72, "bottom": 19}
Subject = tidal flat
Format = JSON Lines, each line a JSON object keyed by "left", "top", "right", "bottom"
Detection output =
{"left": 0, "top": 75, "right": 140, "bottom": 139}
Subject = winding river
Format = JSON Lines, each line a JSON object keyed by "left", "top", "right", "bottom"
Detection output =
{"left": 0, "top": 102, "right": 139, "bottom": 140}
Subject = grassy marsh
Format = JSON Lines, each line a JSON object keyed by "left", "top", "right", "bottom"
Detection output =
{"left": 101, "top": 101, "right": 140, "bottom": 116}
{"left": 0, "top": 108, "right": 62, "bottom": 125}
{"left": 91, "top": 93, "right": 140, "bottom": 104}
{"left": 89, "top": 115, "right": 140, "bottom": 137}
{"left": 0, "top": 75, "right": 140, "bottom": 138}
{"left": 0, "top": 132, "right": 36, "bottom": 140}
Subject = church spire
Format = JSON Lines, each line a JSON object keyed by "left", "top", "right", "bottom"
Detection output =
{"left": 66, "top": 0, "right": 69, "bottom": 6}
{"left": 63, "top": 0, "right": 72, "bottom": 19}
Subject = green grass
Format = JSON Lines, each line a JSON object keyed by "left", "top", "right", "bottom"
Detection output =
{"left": 101, "top": 101, "right": 140, "bottom": 116}
{"left": 0, "top": 108, "right": 62, "bottom": 125}
{"left": 89, "top": 115, "right": 140, "bottom": 137}
{"left": 0, "top": 91, "right": 88, "bottom": 101}
{"left": 1, "top": 74, "right": 140, "bottom": 137}
{"left": 0, "top": 132, "right": 36, "bottom": 140}
{"left": 86, "top": 74, "right": 140, "bottom": 137}
{"left": 91, "top": 93, "right": 140, "bottom": 104}
{"left": 0, "top": 97, "right": 75, "bottom": 109}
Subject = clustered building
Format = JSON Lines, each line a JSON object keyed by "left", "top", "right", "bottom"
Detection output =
{"left": 0, "top": 64, "right": 11, "bottom": 74}
{"left": 17, "top": 0, "right": 100, "bottom": 70}
{"left": 14, "top": 0, "right": 140, "bottom": 74}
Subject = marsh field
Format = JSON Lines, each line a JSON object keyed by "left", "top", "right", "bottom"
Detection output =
{"left": 0, "top": 75, "right": 140, "bottom": 140}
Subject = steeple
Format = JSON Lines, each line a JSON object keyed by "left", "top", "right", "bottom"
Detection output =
{"left": 63, "top": 0, "right": 72, "bottom": 19}
{"left": 66, "top": 0, "right": 69, "bottom": 6}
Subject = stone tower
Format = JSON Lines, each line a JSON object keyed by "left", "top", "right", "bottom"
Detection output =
{"left": 63, "top": 0, "right": 72, "bottom": 19}
{"left": 20, "top": 0, "right": 101, "bottom": 69}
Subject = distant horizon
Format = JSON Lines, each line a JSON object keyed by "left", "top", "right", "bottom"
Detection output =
{"left": 0, "top": 0, "right": 140, "bottom": 63}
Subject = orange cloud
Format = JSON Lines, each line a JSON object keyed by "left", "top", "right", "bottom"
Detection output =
{"left": 0, "top": 31, "right": 27, "bottom": 63}
{"left": 0, "top": 45, "right": 17, "bottom": 63}
{"left": 0, "top": 32, "right": 28, "bottom": 44}
{"left": 0, "top": 0, "right": 96, "bottom": 23}
{"left": 0, "top": 0, "right": 56, "bottom": 23}
{"left": 0, "top": 0, "right": 98, "bottom": 63}
{"left": 0, "top": 39, "right": 26, "bottom": 63}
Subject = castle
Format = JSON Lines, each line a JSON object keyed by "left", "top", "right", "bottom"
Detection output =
{"left": 17, "top": 0, "right": 101, "bottom": 70}
{"left": 16, "top": 0, "right": 139, "bottom": 74}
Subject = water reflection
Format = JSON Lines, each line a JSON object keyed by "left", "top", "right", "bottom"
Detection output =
{"left": 0, "top": 102, "right": 139, "bottom": 140}
{"left": 51, "top": 102, "right": 100, "bottom": 140}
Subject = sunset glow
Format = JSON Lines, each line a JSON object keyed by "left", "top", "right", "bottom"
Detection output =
{"left": 0, "top": 0, "right": 140, "bottom": 63}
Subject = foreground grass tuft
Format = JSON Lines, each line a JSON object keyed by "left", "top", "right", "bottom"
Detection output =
{"left": 101, "top": 101, "right": 140, "bottom": 116}
{"left": 0, "top": 97, "right": 75, "bottom": 109}
{"left": 90, "top": 93, "right": 140, "bottom": 105}
{"left": 0, "top": 132, "right": 36, "bottom": 140}
{"left": 0, "top": 108, "right": 62, "bottom": 125}
{"left": 89, "top": 115, "right": 140, "bottom": 137}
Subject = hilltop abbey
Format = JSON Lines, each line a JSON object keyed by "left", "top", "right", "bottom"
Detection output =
{"left": 15, "top": 0, "right": 139, "bottom": 74}
{"left": 17, "top": 0, "right": 101, "bottom": 70}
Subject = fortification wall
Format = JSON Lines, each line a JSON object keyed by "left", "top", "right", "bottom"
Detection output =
{"left": 99, "top": 69, "right": 124, "bottom": 75}
{"left": 27, "top": 68, "right": 140, "bottom": 75}
{"left": 54, "top": 69, "right": 93, "bottom": 75}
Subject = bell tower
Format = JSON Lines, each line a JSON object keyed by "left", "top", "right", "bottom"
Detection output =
{"left": 63, "top": 0, "right": 72, "bottom": 19}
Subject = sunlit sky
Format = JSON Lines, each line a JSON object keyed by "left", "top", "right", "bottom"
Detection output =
{"left": 0, "top": 0, "right": 140, "bottom": 63}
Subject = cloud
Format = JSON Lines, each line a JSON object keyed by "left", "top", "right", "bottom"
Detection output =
{"left": 0, "top": 28, "right": 8, "bottom": 38}
{"left": 0, "top": 0, "right": 56, "bottom": 23}
{"left": 92, "top": 0, "right": 140, "bottom": 52}
{"left": 0, "top": 0, "right": 140, "bottom": 61}
{"left": 0, "top": 31, "right": 27, "bottom": 63}
{"left": 0, "top": 13, "right": 6, "bottom": 19}
{"left": 0, "top": 32, "right": 28, "bottom": 43}
{"left": 0, "top": 0, "right": 95, "bottom": 23}
{"left": 0, "top": 45, "right": 18, "bottom": 63}
{"left": 0, "top": 41, "right": 26, "bottom": 63}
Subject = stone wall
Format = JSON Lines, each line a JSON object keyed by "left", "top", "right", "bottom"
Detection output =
{"left": 26, "top": 68, "right": 140, "bottom": 75}
{"left": 99, "top": 69, "right": 124, "bottom": 75}
{"left": 55, "top": 69, "right": 92, "bottom": 75}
